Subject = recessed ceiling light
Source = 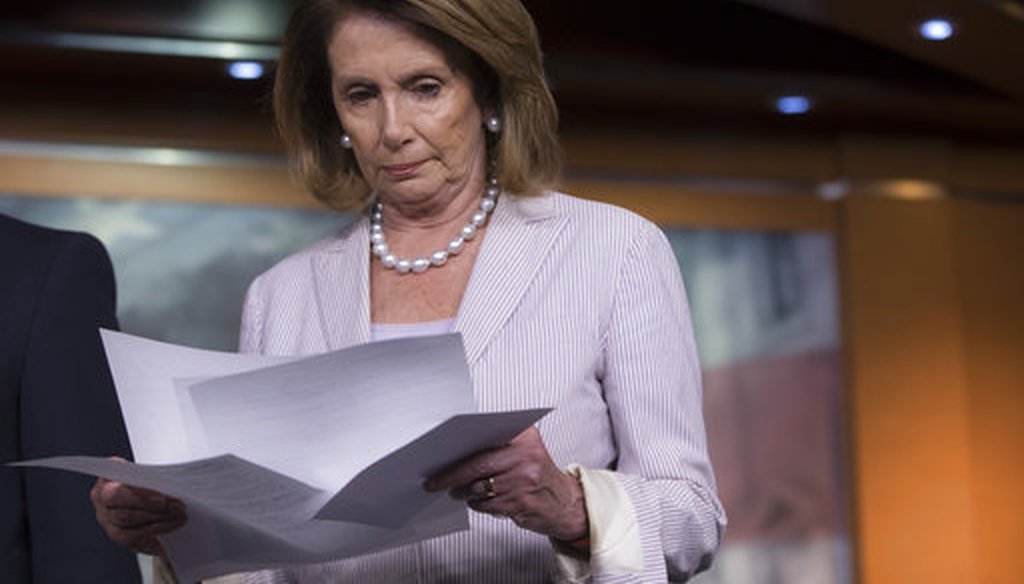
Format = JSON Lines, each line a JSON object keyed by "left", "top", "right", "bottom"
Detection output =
{"left": 227, "top": 61, "right": 265, "bottom": 80}
{"left": 918, "top": 18, "right": 955, "bottom": 41}
{"left": 775, "top": 95, "right": 812, "bottom": 115}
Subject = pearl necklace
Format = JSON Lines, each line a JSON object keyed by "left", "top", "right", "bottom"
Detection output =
{"left": 370, "top": 180, "right": 500, "bottom": 274}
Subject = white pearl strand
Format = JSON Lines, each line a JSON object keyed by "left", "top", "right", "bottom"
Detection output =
{"left": 370, "top": 179, "right": 500, "bottom": 274}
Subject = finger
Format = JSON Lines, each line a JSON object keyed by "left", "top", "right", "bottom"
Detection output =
{"left": 510, "top": 425, "right": 542, "bottom": 444}
{"left": 424, "top": 447, "right": 520, "bottom": 492}
{"left": 104, "top": 526, "right": 171, "bottom": 556}
{"left": 90, "top": 477, "right": 110, "bottom": 506}
{"left": 465, "top": 490, "right": 534, "bottom": 524}
{"left": 106, "top": 507, "right": 167, "bottom": 529}
{"left": 129, "top": 536, "right": 165, "bottom": 557}
{"left": 447, "top": 483, "right": 474, "bottom": 501}
{"left": 449, "top": 427, "right": 549, "bottom": 492}
{"left": 101, "top": 500, "right": 187, "bottom": 542}
{"left": 89, "top": 460, "right": 128, "bottom": 505}
{"left": 95, "top": 494, "right": 187, "bottom": 546}
{"left": 467, "top": 495, "right": 528, "bottom": 521}
{"left": 466, "top": 497, "right": 500, "bottom": 515}
{"left": 424, "top": 454, "right": 496, "bottom": 492}
{"left": 99, "top": 482, "right": 165, "bottom": 508}
{"left": 103, "top": 514, "right": 186, "bottom": 541}
{"left": 105, "top": 499, "right": 186, "bottom": 529}
{"left": 450, "top": 475, "right": 502, "bottom": 502}
{"left": 97, "top": 481, "right": 177, "bottom": 512}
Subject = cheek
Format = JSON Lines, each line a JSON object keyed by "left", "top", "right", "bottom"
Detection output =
{"left": 440, "top": 108, "right": 484, "bottom": 157}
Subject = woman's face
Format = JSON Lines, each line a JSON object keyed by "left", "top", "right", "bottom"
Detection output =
{"left": 327, "top": 11, "right": 488, "bottom": 207}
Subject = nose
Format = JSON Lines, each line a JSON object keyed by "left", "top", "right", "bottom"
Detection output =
{"left": 380, "top": 97, "right": 411, "bottom": 150}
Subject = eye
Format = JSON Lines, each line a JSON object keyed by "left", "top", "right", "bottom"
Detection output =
{"left": 412, "top": 81, "right": 441, "bottom": 98}
{"left": 346, "top": 87, "right": 377, "bottom": 105}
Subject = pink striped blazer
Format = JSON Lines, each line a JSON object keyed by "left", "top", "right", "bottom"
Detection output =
{"left": 238, "top": 191, "right": 725, "bottom": 583}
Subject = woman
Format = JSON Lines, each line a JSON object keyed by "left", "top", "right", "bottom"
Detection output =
{"left": 92, "top": 0, "right": 725, "bottom": 581}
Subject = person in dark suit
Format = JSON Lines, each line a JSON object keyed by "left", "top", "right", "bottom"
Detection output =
{"left": 0, "top": 213, "right": 142, "bottom": 583}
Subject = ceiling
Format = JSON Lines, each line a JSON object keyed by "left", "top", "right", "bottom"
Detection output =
{"left": 1, "top": 0, "right": 1023, "bottom": 147}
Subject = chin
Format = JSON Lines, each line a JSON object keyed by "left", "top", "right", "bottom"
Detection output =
{"left": 379, "top": 183, "right": 438, "bottom": 206}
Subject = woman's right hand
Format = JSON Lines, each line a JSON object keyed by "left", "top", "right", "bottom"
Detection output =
{"left": 90, "top": 477, "right": 188, "bottom": 557}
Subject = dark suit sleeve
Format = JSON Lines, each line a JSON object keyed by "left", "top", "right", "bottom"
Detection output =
{"left": 19, "top": 233, "right": 142, "bottom": 583}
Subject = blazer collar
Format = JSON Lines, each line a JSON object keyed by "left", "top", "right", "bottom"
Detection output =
{"left": 312, "top": 216, "right": 372, "bottom": 350}
{"left": 456, "top": 192, "right": 567, "bottom": 365}
{"left": 310, "top": 192, "right": 567, "bottom": 363}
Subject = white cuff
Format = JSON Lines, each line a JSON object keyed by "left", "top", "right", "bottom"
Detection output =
{"left": 553, "top": 465, "right": 644, "bottom": 582}
{"left": 153, "top": 556, "right": 179, "bottom": 584}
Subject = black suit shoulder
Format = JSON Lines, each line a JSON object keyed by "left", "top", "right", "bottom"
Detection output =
{"left": 0, "top": 213, "right": 140, "bottom": 583}
{"left": 0, "top": 213, "right": 116, "bottom": 311}
{"left": 0, "top": 213, "right": 118, "bottom": 373}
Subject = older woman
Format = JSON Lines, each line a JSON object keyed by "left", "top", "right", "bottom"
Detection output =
{"left": 92, "top": 0, "right": 725, "bottom": 581}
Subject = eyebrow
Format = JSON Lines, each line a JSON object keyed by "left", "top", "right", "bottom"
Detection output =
{"left": 334, "top": 66, "right": 451, "bottom": 90}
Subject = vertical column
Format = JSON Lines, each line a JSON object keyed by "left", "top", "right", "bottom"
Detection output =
{"left": 840, "top": 194, "right": 976, "bottom": 583}
{"left": 954, "top": 199, "right": 1024, "bottom": 584}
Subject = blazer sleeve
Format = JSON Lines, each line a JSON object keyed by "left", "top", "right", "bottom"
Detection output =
{"left": 19, "top": 233, "right": 142, "bottom": 583}
{"left": 238, "top": 275, "right": 265, "bottom": 354}
{"left": 600, "top": 221, "right": 726, "bottom": 582}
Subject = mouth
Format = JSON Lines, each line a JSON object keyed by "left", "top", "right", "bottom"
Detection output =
{"left": 381, "top": 160, "right": 426, "bottom": 178}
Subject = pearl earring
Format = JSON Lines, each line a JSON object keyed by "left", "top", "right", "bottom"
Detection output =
{"left": 340, "top": 133, "right": 353, "bottom": 149}
{"left": 485, "top": 115, "right": 502, "bottom": 134}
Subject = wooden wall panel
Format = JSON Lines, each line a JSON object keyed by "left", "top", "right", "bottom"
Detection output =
{"left": 0, "top": 154, "right": 836, "bottom": 232}
{"left": 840, "top": 195, "right": 977, "bottom": 584}
{"left": 563, "top": 178, "right": 836, "bottom": 231}
{"left": 954, "top": 201, "right": 1024, "bottom": 584}
{"left": 0, "top": 155, "right": 309, "bottom": 208}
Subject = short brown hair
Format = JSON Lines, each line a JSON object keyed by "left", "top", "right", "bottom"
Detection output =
{"left": 274, "top": 0, "right": 562, "bottom": 212}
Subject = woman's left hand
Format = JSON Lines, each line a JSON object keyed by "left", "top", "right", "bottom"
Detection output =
{"left": 423, "top": 426, "right": 588, "bottom": 541}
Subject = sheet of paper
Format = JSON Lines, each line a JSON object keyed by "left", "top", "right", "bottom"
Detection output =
{"left": 13, "top": 454, "right": 465, "bottom": 582}
{"left": 318, "top": 408, "right": 550, "bottom": 527}
{"left": 16, "top": 407, "right": 547, "bottom": 582}
{"left": 185, "top": 334, "right": 477, "bottom": 491}
{"left": 14, "top": 330, "right": 551, "bottom": 582}
{"left": 99, "top": 329, "right": 299, "bottom": 463}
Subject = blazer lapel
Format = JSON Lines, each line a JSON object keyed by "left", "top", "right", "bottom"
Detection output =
{"left": 312, "top": 217, "right": 372, "bottom": 350}
{"left": 456, "top": 193, "right": 567, "bottom": 365}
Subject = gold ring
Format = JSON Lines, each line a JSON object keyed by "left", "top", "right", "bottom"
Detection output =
{"left": 483, "top": 476, "right": 497, "bottom": 499}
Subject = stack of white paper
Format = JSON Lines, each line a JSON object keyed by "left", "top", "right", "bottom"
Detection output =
{"left": 16, "top": 331, "right": 548, "bottom": 582}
